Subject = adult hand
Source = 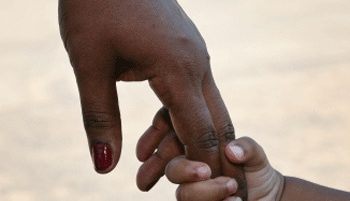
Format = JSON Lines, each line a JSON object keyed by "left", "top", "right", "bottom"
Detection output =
{"left": 164, "top": 137, "right": 285, "bottom": 201}
{"left": 59, "top": 0, "right": 245, "bottom": 197}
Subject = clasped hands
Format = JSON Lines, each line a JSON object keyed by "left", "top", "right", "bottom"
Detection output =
{"left": 59, "top": 0, "right": 247, "bottom": 200}
{"left": 138, "top": 112, "right": 285, "bottom": 201}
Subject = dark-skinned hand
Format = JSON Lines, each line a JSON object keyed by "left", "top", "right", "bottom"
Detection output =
{"left": 59, "top": 0, "right": 246, "bottom": 199}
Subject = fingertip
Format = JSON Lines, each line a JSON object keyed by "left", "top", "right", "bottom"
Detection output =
{"left": 136, "top": 173, "right": 159, "bottom": 192}
{"left": 212, "top": 177, "right": 238, "bottom": 196}
{"left": 136, "top": 140, "right": 152, "bottom": 162}
{"left": 91, "top": 141, "right": 121, "bottom": 174}
{"left": 136, "top": 153, "right": 147, "bottom": 162}
{"left": 165, "top": 157, "right": 212, "bottom": 184}
{"left": 223, "top": 196, "right": 242, "bottom": 201}
{"left": 225, "top": 178, "right": 238, "bottom": 194}
{"left": 136, "top": 156, "right": 165, "bottom": 191}
{"left": 94, "top": 166, "right": 115, "bottom": 174}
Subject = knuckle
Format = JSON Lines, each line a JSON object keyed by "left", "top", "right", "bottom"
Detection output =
{"left": 83, "top": 111, "right": 115, "bottom": 130}
{"left": 191, "top": 130, "right": 219, "bottom": 152}
{"left": 180, "top": 59, "right": 202, "bottom": 79}
{"left": 156, "top": 35, "right": 210, "bottom": 82}
{"left": 174, "top": 34, "right": 209, "bottom": 57}
{"left": 177, "top": 57, "right": 210, "bottom": 85}
{"left": 175, "top": 34, "right": 202, "bottom": 49}
{"left": 149, "top": 77, "right": 176, "bottom": 108}
{"left": 150, "top": 76, "right": 196, "bottom": 110}
{"left": 173, "top": 51, "right": 210, "bottom": 82}
{"left": 217, "top": 123, "right": 236, "bottom": 143}
{"left": 152, "top": 107, "right": 171, "bottom": 130}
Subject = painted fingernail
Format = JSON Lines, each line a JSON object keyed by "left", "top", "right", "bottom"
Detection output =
{"left": 196, "top": 165, "right": 211, "bottom": 178}
{"left": 226, "top": 179, "right": 238, "bottom": 193}
{"left": 228, "top": 143, "right": 244, "bottom": 161}
{"left": 92, "top": 143, "right": 113, "bottom": 172}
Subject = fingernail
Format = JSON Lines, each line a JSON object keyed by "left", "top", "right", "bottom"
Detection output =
{"left": 92, "top": 143, "right": 113, "bottom": 172}
{"left": 225, "top": 197, "right": 241, "bottom": 201}
{"left": 196, "top": 165, "right": 210, "bottom": 178}
{"left": 233, "top": 197, "right": 242, "bottom": 201}
{"left": 225, "top": 197, "right": 242, "bottom": 201}
{"left": 230, "top": 197, "right": 242, "bottom": 201}
{"left": 226, "top": 179, "right": 238, "bottom": 193}
{"left": 228, "top": 143, "right": 244, "bottom": 160}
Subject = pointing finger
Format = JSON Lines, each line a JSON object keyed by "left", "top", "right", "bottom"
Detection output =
{"left": 202, "top": 71, "right": 247, "bottom": 200}
{"left": 149, "top": 69, "right": 222, "bottom": 176}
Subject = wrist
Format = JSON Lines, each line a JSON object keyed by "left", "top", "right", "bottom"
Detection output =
{"left": 247, "top": 165, "right": 285, "bottom": 201}
{"left": 265, "top": 169, "right": 285, "bottom": 201}
{"left": 275, "top": 172, "right": 285, "bottom": 201}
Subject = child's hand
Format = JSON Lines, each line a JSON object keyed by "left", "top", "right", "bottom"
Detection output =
{"left": 165, "top": 137, "right": 284, "bottom": 201}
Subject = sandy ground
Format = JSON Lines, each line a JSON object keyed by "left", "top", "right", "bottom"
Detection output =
{"left": 0, "top": 0, "right": 349, "bottom": 200}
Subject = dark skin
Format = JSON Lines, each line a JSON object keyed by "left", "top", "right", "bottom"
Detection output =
{"left": 58, "top": 0, "right": 247, "bottom": 198}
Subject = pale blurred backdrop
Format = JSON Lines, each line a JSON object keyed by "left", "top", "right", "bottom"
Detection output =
{"left": 0, "top": 0, "right": 349, "bottom": 200}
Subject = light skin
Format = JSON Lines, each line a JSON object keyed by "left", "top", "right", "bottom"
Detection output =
{"left": 58, "top": 0, "right": 246, "bottom": 197}
{"left": 164, "top": 137, "right": 350, "bottom": 201}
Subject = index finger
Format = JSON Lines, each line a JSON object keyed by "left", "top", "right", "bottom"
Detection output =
{"left": 202, "top": 72, "right": 247, "bottom": 200}
{"left": 149, "top": 71, "right": 221, "bottom": 176}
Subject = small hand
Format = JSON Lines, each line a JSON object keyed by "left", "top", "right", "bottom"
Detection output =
{"left": 164, "top": 137, "right": 285, "bottom": 201}
{"left": 136, "top": 108, "right": 246, "bottom": 200}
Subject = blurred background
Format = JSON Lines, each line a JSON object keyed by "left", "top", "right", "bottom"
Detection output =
{"left": 0, "top": 0, "right": 349, "bottom": 200}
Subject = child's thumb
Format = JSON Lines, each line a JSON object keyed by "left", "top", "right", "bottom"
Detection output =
{"left": 225, "top": 137, "right": 269, "bottom": 172}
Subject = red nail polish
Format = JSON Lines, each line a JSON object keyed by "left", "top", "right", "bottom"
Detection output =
{"left": 92, "top": 143, "right": 113, "bottom": 172}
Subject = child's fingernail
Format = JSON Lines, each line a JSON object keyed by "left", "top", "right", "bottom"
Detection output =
{"left": 226, "top": 179, "right": 238, "bottom": 193}
{"left": 232, "top": 197, "right": 242, "bottom": 201}
{"left": 196, "top": 165, "right": 210, "bottom": 178}
{"left": 228, "top": 143, "right": 244, "bottom": 160}
{"left": 226, "top": 197, "right": 242, "bottom": 201}
{"left": 92, "top": 143, "right": 113, "bottom": 172}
